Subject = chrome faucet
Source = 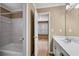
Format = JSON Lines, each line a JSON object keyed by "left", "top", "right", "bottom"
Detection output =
{"left": 65, "top": 37, "right": 71, "bottom": 43}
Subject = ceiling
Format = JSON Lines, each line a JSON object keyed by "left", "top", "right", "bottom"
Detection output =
{"left": 1, "top": 3, "right": 23, "bottom": 12}
{"left": 35, "top": 3, "right": 66, "bottom": 9}
{"left": 1, "top": 3, "right": 66, "bottom": 11}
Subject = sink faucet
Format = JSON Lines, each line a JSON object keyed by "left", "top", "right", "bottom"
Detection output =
{"left": 65, "top": 37, "right": 71, "bottom": 43}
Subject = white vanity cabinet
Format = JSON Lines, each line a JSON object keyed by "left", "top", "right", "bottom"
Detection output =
{"left": 60, "top": 48, "right": 69, "bottom": 56}
{"left": 53, "top": 39, "right": 61, "bottom": 56}
{"left": 55, "top": 43, "right": 61, "bottom": 56}
{"left": 53, "top": 38, "right": 69, "bottom": 56}
{"left": 53, "top": 39, "right": 56, "bottom": 55}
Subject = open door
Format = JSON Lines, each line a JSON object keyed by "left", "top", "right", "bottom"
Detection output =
{"left": 34, "top": 9, "right": 38, "bottom": 56}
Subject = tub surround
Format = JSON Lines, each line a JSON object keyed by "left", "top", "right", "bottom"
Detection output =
{"left": 0, "top": 16, "right": 12, "bottom": 46}
{"left": 0, "top": 43, "right": 22, "bottom": 56}
{"left": 0, "top": 5, "right": 23, "bottom": 56}
{"left": 53, "top": 36, "right": 79, "bottom": 56}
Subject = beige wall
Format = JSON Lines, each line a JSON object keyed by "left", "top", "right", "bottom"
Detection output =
{"left": 37, "top": 6, "right": 66, "bottom": 41}
{"left": 28, "top": 3, "right": 35, "bottom": 55}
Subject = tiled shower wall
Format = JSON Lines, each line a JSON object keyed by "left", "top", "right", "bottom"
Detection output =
{"left": 0, "top": 16, "right": 23, "bottom": 46}
{"left": 0, "top": 16, "right": 13, "bottom": 46}
{"left": 11, "top": 18, "right": 23, "bottom": 43}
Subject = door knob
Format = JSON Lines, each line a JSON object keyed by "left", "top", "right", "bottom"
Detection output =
{"left": 33, "top": 36, "right": 38, "bottom": 38}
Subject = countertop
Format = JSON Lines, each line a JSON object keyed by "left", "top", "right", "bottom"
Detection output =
{"left": 53, "top": 36, "right": 79, "bottom": 56}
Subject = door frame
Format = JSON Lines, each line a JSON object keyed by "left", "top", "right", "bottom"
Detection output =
{"left": 34, "top": 8, "right": 39, "bottom": 56}
{"left": 23, "top": 3, "right": 30, "bottom": 56}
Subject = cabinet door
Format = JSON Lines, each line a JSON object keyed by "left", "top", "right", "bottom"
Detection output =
{"left": 53, "top": 39, "right": 56, "bottom": 55}
{"left": 53, "top": 39, "right": 69, "bottom": 56}
{"left": 55, "top": 43, "right": 61, "bottom": 56}
{"left": 60, "top": 48, "right": 69, "bottom": 56}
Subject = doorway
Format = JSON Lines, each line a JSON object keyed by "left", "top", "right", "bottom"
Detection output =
{"left": 37, "top": 12, "right": 49, "bottom": 56}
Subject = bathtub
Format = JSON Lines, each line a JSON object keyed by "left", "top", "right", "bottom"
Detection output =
{"left": 0, "top": 43, "right": 22, "bottom": 56}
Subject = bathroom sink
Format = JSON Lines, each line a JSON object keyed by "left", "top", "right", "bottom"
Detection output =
{"left": 53, "top": 36, "right": 79, "bottom": 56}
{"left": 60, "top": 39, "right": 71, "bottom": 44}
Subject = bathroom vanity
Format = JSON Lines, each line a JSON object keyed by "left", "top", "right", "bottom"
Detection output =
{"left": 53, "top": 36, "right": 79, "bottom": 56}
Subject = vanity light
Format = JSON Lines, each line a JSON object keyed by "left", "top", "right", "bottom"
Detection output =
{"left": 66, "top": 3, "right": 76, "bottom": 10}
{"left": 66, "top": 5, "right": 70, "bottom": 10}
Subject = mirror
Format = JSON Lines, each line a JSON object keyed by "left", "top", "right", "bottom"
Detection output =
{"left": 66, "top": 4, "right": 79, "bottom": 37}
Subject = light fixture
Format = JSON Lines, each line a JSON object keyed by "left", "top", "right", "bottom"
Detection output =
{"left": 66, "top": 3, "right": 75, "bottom": 10}
{"left": 66, "top": 4, "right": 70, "bottom": 10}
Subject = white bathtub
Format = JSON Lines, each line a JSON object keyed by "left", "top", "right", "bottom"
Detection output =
{"left": 0, "top": 43, "right": 22, "bottom": 56}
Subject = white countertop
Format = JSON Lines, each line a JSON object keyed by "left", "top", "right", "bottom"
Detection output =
{"left": 53, "top": 36, "right": 79, "bottom": 56}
